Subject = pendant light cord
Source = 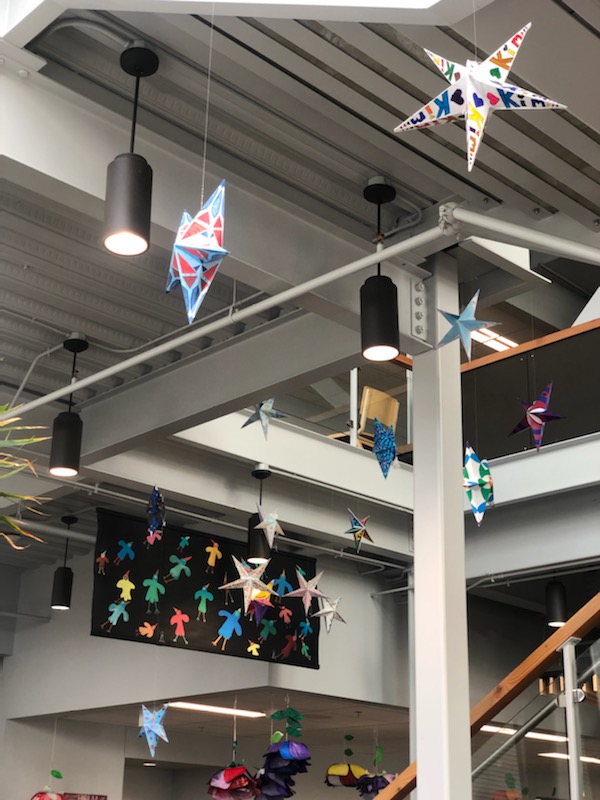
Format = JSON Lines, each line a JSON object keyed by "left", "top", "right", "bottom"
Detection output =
{"left": 63, "top": 536, "right": 69, "bottom": 567}
{"left": 376, "top": 202, "right": 382, "bottom": 276}
{"left": 129, "top": 73, "right": 141, "bottom": 154}
{"left": 67, "top": 351, "right": 78, "bottom": 413}
{"left": 259, "top": 478, "right": 264, "bottom": 505}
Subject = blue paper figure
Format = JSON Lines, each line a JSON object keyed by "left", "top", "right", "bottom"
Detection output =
{"left": 212, "top": 608, "right": 242, "bottom": 651}
{"left": 114, "top": 540, "right": 134, "bottom": 565}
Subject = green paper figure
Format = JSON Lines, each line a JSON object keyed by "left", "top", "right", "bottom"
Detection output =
{"left": 100, "top": 600, "right": 129, "bottom": 633}
{"left": 143, "top": 570, "right": 166, "bottom": 613}
{"left": 194, "top": 584, "right": 214, "bottom": 621}
{"left": 259, "top": 617, "right": 277, "bottom": 642}
{"left": 164, "top": 554, "right": 192, "bottom": 583}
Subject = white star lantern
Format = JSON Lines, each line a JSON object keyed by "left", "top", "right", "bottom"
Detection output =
{"left": 313, "top": 597, "right": 346, "bottom": 633}
{"left": 286, "top": 569, "right": 327, "bottom": 616}
{"left": 394, "top": 23, "right": 566, "bottom": 170}
{"left": 219, "top": 556, "right": 273, "bottom": 615}
{"left": 255, "top": 503, "right": 285, "bottom": 549}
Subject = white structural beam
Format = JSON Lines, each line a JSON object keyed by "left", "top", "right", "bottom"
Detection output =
{"left": 175, "top": 410, "right": 414, "bottom": 512}
{"left": 412, "top": 254, "right": 472, "bottom": 800}
{"left": 87, "top": 437, "right": 414, "bottom": 558}
{"left": 79, "top": 312, "right": 363, "bottom": 462}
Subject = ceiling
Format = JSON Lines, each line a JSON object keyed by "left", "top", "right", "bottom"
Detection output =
{"left": 1, "top": 0, "right": 599, "bottom": 593}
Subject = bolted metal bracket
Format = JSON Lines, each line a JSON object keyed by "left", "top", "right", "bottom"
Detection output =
{"left": 411, "top": 279, "right": 428, "bottom": 342}
{"left": 558, "top": 688, "right": 586, "bottom": 707}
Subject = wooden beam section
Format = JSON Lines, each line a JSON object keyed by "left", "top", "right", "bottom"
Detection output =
{"left": 376, "top": 591, "right": 600, "bottom": 800}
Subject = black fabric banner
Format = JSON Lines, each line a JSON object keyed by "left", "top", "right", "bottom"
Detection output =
{"left": 91, "top": 508, "right": 319, "bottom": 668}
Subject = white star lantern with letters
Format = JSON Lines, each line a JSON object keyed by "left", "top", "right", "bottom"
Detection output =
{"left": 394, "top": 23, "right": 566, "bottom": 170}
{"left": 219, "top": 556, "right": 273, "bottom": 615}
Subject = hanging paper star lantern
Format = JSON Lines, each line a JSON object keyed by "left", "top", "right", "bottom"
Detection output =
{"left": 463, "top": 442, "right": 494, "bottom": 526}
{"left": 345, "top": 509, "right": 373, "bottom": 553}
{"left": 166, "top": 180, "right": 229, "bottom": 323}
{"left": 255, "top": 503, "right": 285, "bottom": 549}
{"left": 394, "top": 23, "right": 566, "bottom": 170}
{"left": 242, "top": 399, "right": 286, "bottom": 439}
{"left": 138, "top": 703, "right": 169, "bottom": 758}
{"left": 219, "top": 555, "right": 273, "bottom": 615}
{"left": 373, "top": 418, "right": 396, "bottom": 478}
{"left": 437, "top": 290, "right": 498, "bottom": 361}
{"left": 313, "top": 597, "right": 346, "bottom": 633}
{"left": 285, "top": 569, "right": 327, "bottom": 616}
{"left": 509, "top": 380, "right": 563, "bottom": 451}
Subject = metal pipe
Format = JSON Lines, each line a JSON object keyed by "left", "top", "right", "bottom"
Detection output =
{"left": 560, "top": 638, "right": 584, "bottom": 800}
{"left": 471, "top": 698, "right": 560, "bottom": 779}
{"left": 349, "top": 367, "right": 359, "bottom": 448}
{"left": 448, "top": 205, "right": 600, "bottom": 267}
{"left": 10, "top": 343, "right": 63, "bottom": 407}
{"left": 1, "top": 224, "right": 444, "bottom": 422}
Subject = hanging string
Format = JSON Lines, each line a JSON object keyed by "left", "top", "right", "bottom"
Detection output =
{"left": 472, "top": 0, "right": 478, "bottom": 60}
{"left": 200, "top": 1, "right": 217, "bottom": 207}
{"left": 473, "top": 369, "right": 479, "bottom": 454}
{"left": 232, "top": 696, "right": 238, "bottom": 764}
{"left": 48, "top": 718, "right": 58, "bottom": 783}
{"left": 129, "top": 73, "right": 141, "bottom": 154}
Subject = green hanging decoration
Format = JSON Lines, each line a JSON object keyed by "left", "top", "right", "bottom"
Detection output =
{"left": 270, "top": 705, "right": 304, "bottom": 739}
{"left": 373, "top": 744, "right": 383, "bottom": 768}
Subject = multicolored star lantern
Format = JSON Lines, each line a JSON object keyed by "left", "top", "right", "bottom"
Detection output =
{"left": 242, "top": 398, "right": 286, "bottom": 439}
{"left": 219, "top": 555, "right": 273, "bottom": 615}
{"left": 313, "top": 597, "right": 346, "bottom": 633}
{"left": 373, "top": 419, "right": 397, "bottom": 478}
{"left": 345, "top": 509, "right": 373, "bottom": 553}
{"left": 166, "top": 180, "right": 229, "bottom": 323}
{"left": 394, "top": 23, "right": 566, "bottom": 170}
{"left": 286, "top": 568, "right": 327, "bottom": 616}
{"left": 437, "top": 290, "right": 497, "bottom": 361}
{"left": 138, "top": 703, "right": 169, "bottom": 758}
{"left": 255, "top": 503, "right": 285, "bottom": 549}
{"left": 463, "top": 442, "right": 494, "bottom": 526}
{"left": 509, "top": 381, "right": 563, "bottom": 451}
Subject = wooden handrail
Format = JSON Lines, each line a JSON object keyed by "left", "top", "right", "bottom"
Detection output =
{"left": 376, "top": 591, "right": 600, "bottom": 800}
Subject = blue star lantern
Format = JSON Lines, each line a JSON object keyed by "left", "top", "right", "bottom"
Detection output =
{"left": 242, "top": 398, "right": 286, "bottom": 439}
{"left": 437, "top": 290, "right": 498, "bottom": 361}
{"left": 373, "top": 418, "right": 396, "bottom": 478}
{"left": 139, "top": 703, "right": 169, "bottom": 758}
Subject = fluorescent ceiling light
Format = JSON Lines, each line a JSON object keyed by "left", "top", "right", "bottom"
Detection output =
{"left": 481, "top": 725, "right": 567, "bottom": 743}
{"left": 470, "top": 327, "right": 519, "bottom": 353}
{"left": 170, "top": 701, "right": 266, "bottom": 718}
{"left": 538, "top": 752, "right": 600, "bottom": 765}
{"left": 143, "top": 762, "right": 157, "bottom": 767}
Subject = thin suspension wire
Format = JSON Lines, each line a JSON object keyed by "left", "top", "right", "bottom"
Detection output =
{"left": 376, "top": 203, "right": 382, "bottom": 276}
{"left": 67, "top": 351, "right": 78, "bottom": 413}
{"left": 200, "top": 2, "right": 216, "bottom": 207}
{"left": 63, "top": 536, "right": 69, "bottom": 567}
{"left": 130, "top": 73, "right": 141, "bottom": 153}
{"left": 472, "top": 0, "right": 478, "bottom": 59}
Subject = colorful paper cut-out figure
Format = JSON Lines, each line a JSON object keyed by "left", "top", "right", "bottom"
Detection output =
{"left": 194, "top": 584, "right": 215, "bottom": 622}
{"left": 249, "top": 591, "right": 273, "bottom": 625}
{"left": 299, "top": 619, "right": 313, "bottom": 638}
{"left": 142, "top": 570, "right": 166, "bottom": 614}
{"left": 138, "top": 703, "right": 169, "bottom": 758}
{"left": 373, "top": 418, "right": 396, "bottom": 478}
{"left": 247, "top": 640, "right": 261, "bottom": 657}
{"left": 96, "top": 550, "right": 109, "bottom": 575}
{"left": 286, "top": 568, "right": 327, "bottom": 616}
{"left": 345, "top": 509, "right": 373, "bottom": 553}
{"left": 164, "top": 554, "right": 192, "bottom": 583}
{"left": 177, "top": 535, "right": 190, "bottom": 552}
{"left": 509, "top": 381, "right": 563, "bottom": 451}
{"left": 276, "top": 632, "right": 298, "bottom": 660}
{"left": 394, "top": 23, "right": 566, "bottom": 171}
{"left": 100, "top": 600, "right": 129, "bottom": 633}
{"left": 137, "top": 621, "right": 157, "bottom": 638}
{"left": 242, "top": 398, "right": 286, "bottom": 440}
{"left": 114, "top": 540, "right": 134, "bottom": 566}
{"left": 272, "top": 570, "right": 293, "bottom": 597}
{"left": 212, "top": 608, "right": 242, "bottom": 651}
{"left": 116, "top": 570, "right": 136, "bottom": 602}
{"left": 278, "top": 605, "right": 293, "bottom": 625}
{"left": 463, "top": 442, "right": 494, "bottom": 526}
{"left": 166, "top": 180, "right": 229, "bottom": 324}
{"left": 222, "top": 572, "right": 234, "bottom": 605}
{"left": 170, "top": 607, "right": 190, "bottom": 644}
{"left": 259, "top": 617, "right": 277, "bottom": 642}
{"left": 205, "top": 539, "right": 222, "bottom": 574}
{"left": 437, "top": 290, "right": 498, "bottom": 361}
{"left": 301, "top": 641, "right": 311, "bottom": 660}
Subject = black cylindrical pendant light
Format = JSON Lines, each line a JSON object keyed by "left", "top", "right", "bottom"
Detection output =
{"left": 361, "top": 274, "right": 400, "bottom": 361}
{"left": 51, "top": 516, "right": 76, "bottom": 611}
{"left": 546, "top": 580, "right": 567, "bottom": 628}
{"left": 360, "top": 177, "right": 400, "bottom": 362}
{"left": 49, "top": 411, "right": 83, "bottom": 477}
{"left": 104, "top": 153, "right": 153, "bottom": 256}
{"left": 247, "top": 512, "right": 270, "bottom": 566}
{"left": 103, "top": 42, "right": 159, "bottom": 257}
{"left": 49, "top": 335, "right": 88, "bottom": 478}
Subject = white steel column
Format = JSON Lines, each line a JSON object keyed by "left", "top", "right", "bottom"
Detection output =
{"left": 349, "top": 367, "right": 359, "bottom": 447}
{"left": 412, "top": 254, "right": 472, "bottom": 800}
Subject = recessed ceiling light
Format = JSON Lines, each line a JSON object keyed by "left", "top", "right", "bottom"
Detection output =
{"left": 170, "top": 701, "right": 266, "bottom": 718}
{"left": 143, "top": 762, "right": 157, "bottom": 767}
{"left": 538, "top": 752, "right": 600, "bottom": 765}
